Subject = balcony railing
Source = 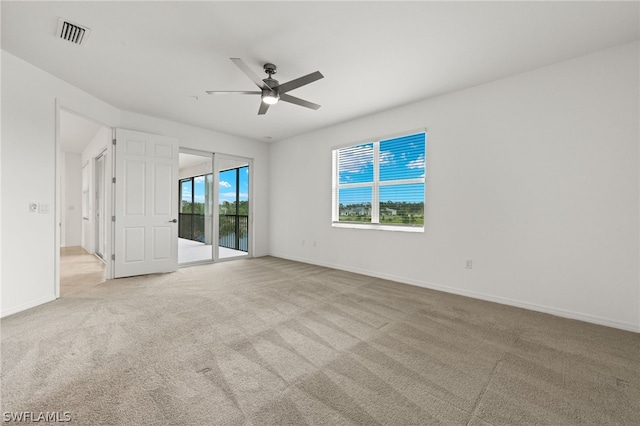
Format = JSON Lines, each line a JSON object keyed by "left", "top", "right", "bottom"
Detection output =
{"left": 179, "top": 213, "right": 205, "bottom": 242}
{"left": 219, "top": 214, "right": 248, "bottom": 252}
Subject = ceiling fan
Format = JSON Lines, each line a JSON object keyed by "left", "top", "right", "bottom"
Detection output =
{"left": 206, "top": 58, "right": 324, "bottom": 115}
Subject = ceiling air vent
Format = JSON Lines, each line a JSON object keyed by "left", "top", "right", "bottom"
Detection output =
{"left": 56, "top": 18, "right": 90, "bottom": 45}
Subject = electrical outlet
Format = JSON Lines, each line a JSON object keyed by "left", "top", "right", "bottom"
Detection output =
{"left": 301, "top": 240, "right": 305, "bottom": 246}
{"left": 465, "top": 259, "right": 473, "bottom": 269}
{"left": 29, "top": 202, "right": 38, "bottom": 213}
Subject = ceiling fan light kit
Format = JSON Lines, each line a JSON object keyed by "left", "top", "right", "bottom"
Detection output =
{"left": 207, "top": 58, "right": 323, "bottom": 115}
{"left": 262, "top": 90, "right": 280, "bottom": 105}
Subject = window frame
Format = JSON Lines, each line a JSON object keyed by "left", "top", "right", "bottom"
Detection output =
{"left": 332, "top": 129, "right": 426, "bottom": 232}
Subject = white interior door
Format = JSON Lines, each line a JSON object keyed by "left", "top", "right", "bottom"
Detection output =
{"left": 113, "top": 128, "right": 179, "bottom": 278}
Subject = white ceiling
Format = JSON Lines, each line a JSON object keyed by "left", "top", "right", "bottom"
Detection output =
{"left": 179, "top": 153, "right": 246, "bottom": 174}
{"left": 179, "top": 153, "right": 211, "bottom": 172}
{"left": 3, "top": 1, "right": 639, "bottom": 143}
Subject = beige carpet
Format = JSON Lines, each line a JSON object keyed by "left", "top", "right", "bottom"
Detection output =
{"left": 1, "top": 250, "right": 639, "bottom": 425}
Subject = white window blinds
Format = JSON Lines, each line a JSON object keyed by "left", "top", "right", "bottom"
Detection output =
{"left": 333, "top": 131, "right": 426, "bottom": 229}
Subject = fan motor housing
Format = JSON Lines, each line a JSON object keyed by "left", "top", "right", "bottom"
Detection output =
{"left": 263, "top": 77, "right": 279, "bottom": 89}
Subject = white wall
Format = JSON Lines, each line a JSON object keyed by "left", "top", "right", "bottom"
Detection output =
{"left": 269, "top": 41, "right": 640, "bottom": 332}
{"left": 1, "top": 50, "right": 121, "bottom": 316}
{"left": 62, "top": 152, "right": 82, "bottom": 247}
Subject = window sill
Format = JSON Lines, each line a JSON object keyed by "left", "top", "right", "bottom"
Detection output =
{"left": 331, "top": 222, "right": 424, "bottom": 233}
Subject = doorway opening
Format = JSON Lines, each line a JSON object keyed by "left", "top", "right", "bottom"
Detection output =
{"left": 57, "top": 108, "right": 111, "bottom": 296}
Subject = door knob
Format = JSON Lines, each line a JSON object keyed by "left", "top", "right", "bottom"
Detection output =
{"left": 169, "top": 219, "right": 177, "bottom": 223}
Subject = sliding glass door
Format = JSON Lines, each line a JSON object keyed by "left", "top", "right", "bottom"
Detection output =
{"left": 178, "top": 151, "right": 251, "bottom": 264}
{"left": 217, "top": 157, "right": 250, "bottom": 260}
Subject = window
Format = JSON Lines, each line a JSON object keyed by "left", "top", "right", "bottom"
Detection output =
{"left": 179, "top": 174, "right": 209, "bottom": 242}
{"left": 332, "top": 131, "right": 426, "bottom": 231}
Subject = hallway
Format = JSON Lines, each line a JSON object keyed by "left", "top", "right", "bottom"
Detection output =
{"left": 60, "top": 247, "right": 106, "bottom": 297}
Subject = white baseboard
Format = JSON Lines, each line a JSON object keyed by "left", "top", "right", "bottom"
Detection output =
{"left": 0, "top": 294, "right": 57, "bottom": 319}
{"left": 271, "top": 252, "right": 640, "bottom": 333}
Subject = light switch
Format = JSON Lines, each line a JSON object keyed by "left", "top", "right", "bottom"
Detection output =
{"left": 39, "top": 203, "right": 50, "bottom": 214}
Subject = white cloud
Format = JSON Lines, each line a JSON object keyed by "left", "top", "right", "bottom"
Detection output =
{"left": 379, "top": 150, "right": 394, "bottom": 165}
{"left": 338, "top": 144, "right": 373, "bottom": 173}
{"left": 407, "top": 154, "right": 425, "bottom": 169}
{"left": 219, "top": 180, "right": 231, "bottom": 188}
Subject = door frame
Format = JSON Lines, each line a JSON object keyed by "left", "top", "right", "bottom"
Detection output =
{"left": 94, "top": 150, "right": 107, "bottom": 261}
{"left": 54, "top": 101, "right": 115, "bottom": 298}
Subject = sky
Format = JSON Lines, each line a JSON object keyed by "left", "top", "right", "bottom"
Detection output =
{"left": 338, "top": 132, "right": 426, "bottom": 205}
{"left": 219, "top": 167, "right": 249, "bottom": 203}
{"left": 180, "top": 176, "right": 208, "bottom": 204}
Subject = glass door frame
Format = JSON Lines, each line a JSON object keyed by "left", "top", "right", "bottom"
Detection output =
{"left": 213, "top": 153, "right": 254, "bottom": 262}
{"left": 178, "top": 148, "right": 214, "bottom": 266}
